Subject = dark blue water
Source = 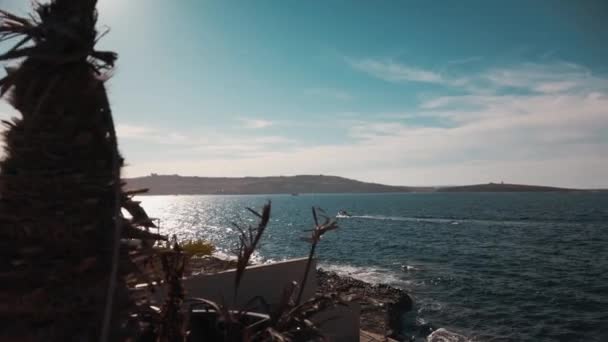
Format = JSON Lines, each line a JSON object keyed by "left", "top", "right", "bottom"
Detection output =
{"left": 139, "top": 193, "right": 608, "bottom": 341}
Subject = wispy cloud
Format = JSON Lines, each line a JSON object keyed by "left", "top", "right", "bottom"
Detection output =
{"left": 481, "top": 62, "right": 606, "bottom": 94}
{"left": 348, "top": 58, "right": 451, "bottom": 85}
{"left": 348, "top": 58, "right": 608, "bottom": 97}
{"left": 1, "top": 59, "right": 605, "bottom": 187}
{"left": 116, "top": 124, "right": 190, "bottom": 145}
{"left": 446, "top": 56, "right": 484, "bottom": 66}
{"left": 116, "top": 122, "right": 294, "bottom": 159}
{"left": 123, "top": 61, "right": 608, "bottom": 188}
{"left": 240, "top": 118, "right": 274, "bottom": 129}
{"left": 116, "top": 124, "right": 157, "bottom": 139}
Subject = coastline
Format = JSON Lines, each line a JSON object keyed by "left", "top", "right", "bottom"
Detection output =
{"left": 125, "top": 174, "right": 592, "bottom": 195}
{"left": 317, "top": 268, "right": 413, "bottom": 339}
{"left": 188, "top": 256, "right": 415, "bottom": 339}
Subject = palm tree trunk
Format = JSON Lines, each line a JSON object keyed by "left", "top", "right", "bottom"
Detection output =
{"left": 0, "top": 1, "right": 131, "bottom": 340}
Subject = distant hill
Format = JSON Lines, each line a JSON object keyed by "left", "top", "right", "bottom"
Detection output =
{"left": 436, "top": 183, "right": 577, "bottom": 192}
{"left": 125, "top": 174, "right": 431, "bottom": 195}
{"left": 123, "top": 175, "right": 589, "bottom": 195}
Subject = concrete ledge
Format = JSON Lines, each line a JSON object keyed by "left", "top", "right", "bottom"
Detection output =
{"left": 183, "top": 257, "right": 316, "bottom": 309}
{"left": 182, "top": 257, "right": 361, "bottom": 341}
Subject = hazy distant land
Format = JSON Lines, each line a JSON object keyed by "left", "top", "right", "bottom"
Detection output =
{"left": 436, "top": 183, "right": 581, "bottom": 192}
{"left": 124, "top": 174, "right": 599, "bottom": 195}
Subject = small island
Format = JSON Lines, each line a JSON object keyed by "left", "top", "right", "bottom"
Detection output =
{"left": 435, "top": 182, "right": 579, "bottom": 192}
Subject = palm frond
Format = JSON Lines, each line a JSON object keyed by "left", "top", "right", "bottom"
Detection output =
{"left": 0, "top": 1, "right": 116, "bottom": 85}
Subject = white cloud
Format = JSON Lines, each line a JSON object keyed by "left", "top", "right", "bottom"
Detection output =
{"left": 116, "top": 124, "right": 192, "bottom": 145}
{"left": 122, "top": 61, "right": 608, "bottom": 188}
{"left": 533, "top": 81, "right": 579, "bottom": 93}
{"left": 123, "top": 139, "right": 607, "bottom": 188}
{"left": 481, "top": 62, "right": 603, "bottom": 94}
{"left": 115, "top": 122, "right": 294, "bottom": 159}
{"left": 116, "top": 124, "right": 156, "bottom": 139}
{"left": 446, "top": 56, "right": 484, "bottom": 66}
{"left": 349, "top": 58, "right": 451, "bottom": 85}
{"left": 121, "top": 84, "right": 608, "bottom": 187}
{"left": 1, "top": 61, "right": 606, "bottom": 188}
{"left": 349, "top": 58, "right": 608, "bottom": 98}
{"left": 240, "top": 118, "right": 274, "bottom": 129}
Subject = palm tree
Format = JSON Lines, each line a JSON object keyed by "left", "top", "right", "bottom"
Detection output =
{"left": 0, "top": 1, "right": 155, "bottom": 340}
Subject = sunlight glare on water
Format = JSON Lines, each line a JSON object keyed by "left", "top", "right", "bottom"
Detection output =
{"left": 137, "top": 192, "right": 608, "bottom": 341}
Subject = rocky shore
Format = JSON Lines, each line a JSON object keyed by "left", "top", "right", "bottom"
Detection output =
{"left": 317, "top": 270, "right": 469, "bottom": 342}
{"left": 188, "top": 257, "right": 415, "bottom": 339}
{"left": 187, "top": 255, "right": 238, "bottom": 274}
{"left": 317, "top": 268, "right": 413, "bottom": 339}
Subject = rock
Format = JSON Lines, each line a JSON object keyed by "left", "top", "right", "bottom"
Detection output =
{"left": 317, "top": 268, "right": 413, "bottom": 340}
{"left": 426, "top": 328, "right": 469, "bottom": 342}
{"left": 185, "top": 259, "right": 416, "bottom": 340}
{"left": 387, "top": 293, "right": 413, "bottom": 337}
{"left": 187, "top": 255, "right": 238, "bottom": 275}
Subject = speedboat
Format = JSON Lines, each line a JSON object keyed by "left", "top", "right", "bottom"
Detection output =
{"left": 337, "top": 210, "right": 352, "bottom": 218}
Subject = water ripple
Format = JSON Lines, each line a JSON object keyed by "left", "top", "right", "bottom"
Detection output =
{"left": 138, "top": 192, "right": 608, "bottom": 341}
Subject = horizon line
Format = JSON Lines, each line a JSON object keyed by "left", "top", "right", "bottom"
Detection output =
{"left": 124, "top": 173, "right": 605, "bottom": 190}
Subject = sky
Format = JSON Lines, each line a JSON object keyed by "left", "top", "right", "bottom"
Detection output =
{"left": 1, "top": 0, "right": 607, "bottom": 188}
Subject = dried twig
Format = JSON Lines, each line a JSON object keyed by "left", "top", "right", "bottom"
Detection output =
{"left": 296, "top": 207, "right": 338, "bottom": 305}
{"left": 233, "top": 202, "right": 271, "bottom": 299}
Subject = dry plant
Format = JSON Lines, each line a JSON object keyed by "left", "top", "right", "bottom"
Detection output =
{"left": 181, "top": 240, "right": 215, "bottom": 257}
{"left": 156, "top": 236, "right": 188, "bottom": 341}
{"left": 232, "top": 202, "right": 271, "bottom": 300}
{"left": 296, "top": 207, "right": 339, "bottom": 305}
{"left": 179, "top": 203, "right": 346, "bottom": 342}
{"left": 0, "top": 1, "right": 350, "bottom": 341}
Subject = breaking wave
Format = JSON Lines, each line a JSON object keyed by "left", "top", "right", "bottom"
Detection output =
{"left": 318, "top": 263, "right": 407, "bottom": 287}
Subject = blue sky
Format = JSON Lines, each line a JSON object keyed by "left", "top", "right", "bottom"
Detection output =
{"left": 1, "top": 0, "right": 607, "bottom": 187}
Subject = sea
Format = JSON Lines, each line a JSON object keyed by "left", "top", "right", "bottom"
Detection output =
{"left": 137, "top": 192, "right": 608, "bottom": 341}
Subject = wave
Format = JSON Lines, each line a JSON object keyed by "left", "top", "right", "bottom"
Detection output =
{"left": 212, "top": 249, "right": 279, "bottom": 265}
{"left": 318, "top": 263, "right": 408, "bottom": 287}
{"left": 212, "top": 249, "right": 237, "bottom": 261}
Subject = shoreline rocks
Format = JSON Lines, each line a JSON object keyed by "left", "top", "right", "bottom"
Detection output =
{"left": 187, "top": 255, "right": 238, "bottom": 275}
{"left": 317, "top": 268, "right": 413, "bottom": 340}
{"left": 188, "top": 257, "right": 416, "bottom": 340}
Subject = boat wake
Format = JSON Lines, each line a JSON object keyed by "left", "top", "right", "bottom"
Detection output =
{"left": 339, "top": 214, "right": 462, "bottom": 225}
{"left": 337, "top": 214, "right": 572, "bottom": 227}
